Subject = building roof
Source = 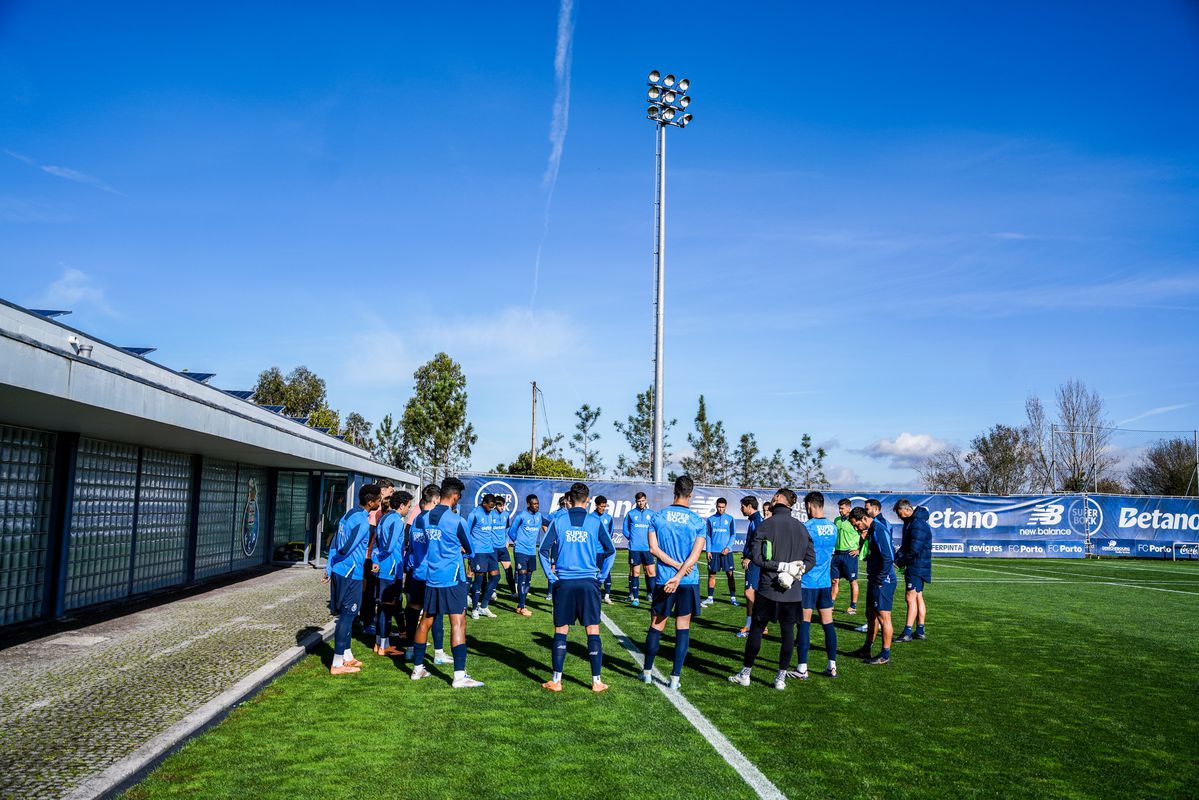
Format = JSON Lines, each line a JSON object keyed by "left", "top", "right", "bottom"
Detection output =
{"left": 0, "top": 298, "right": 415, "bottom": 482}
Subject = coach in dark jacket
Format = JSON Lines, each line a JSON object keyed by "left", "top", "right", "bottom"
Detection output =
{"left": 728, "top": 488, "right": 816, "bottom": 690}
{"left": 893, "top": 499, "right": 931, "bottom": 641}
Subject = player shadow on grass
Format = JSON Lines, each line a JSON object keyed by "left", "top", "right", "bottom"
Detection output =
{"left": 520, "top": 631, "right": 641, "bottom": 686}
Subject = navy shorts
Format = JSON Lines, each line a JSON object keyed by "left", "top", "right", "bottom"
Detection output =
{"left": 405, "top": 574, "right": 426, "bottom": 607}
{"left": 470, "top": 551, "right": 498, "bottom": 573}
{"left": 707, "top": 552, "right": 735, "bottom": 573}
{"left": 424, "top": 581, "right": 469, "bottom": 616}
{"left": 650, "top": 584, "right": 700, "bottom": 618}
{"left": 830, "top": 552, "right": 859, "bottom": 581}
{"left": 514, "top": 552, "right": 538, "bottom": 574}
{"left": 744, "top": 563, "right": 761, "bottom": 592}
{"left": 906, "top": 574, "right": 928, "bottom": 592}
{"left": 376, "top": 577, "right": 403, "bottom": 606}
{"left": 331, "top": 574, "right": 362, "bottom": 615}
{"left": 801, "top": 587, "right": 834, "bottom": 611}
{"left": 552, "top": 578, "right": 602, "bottom": 627}
{"left": 629, "top": 550, "right": 656, "bottom": 567}
{"left": 495, "top": 547, "right": 511, "bottom": 564}
{"left": 867, "top": 577, "right": 896, "bottom": 613}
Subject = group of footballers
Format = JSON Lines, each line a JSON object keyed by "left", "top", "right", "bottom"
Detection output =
{"left": 322, "top": 474, "right": 933, "bottom": 691}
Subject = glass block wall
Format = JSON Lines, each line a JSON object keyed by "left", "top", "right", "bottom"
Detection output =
{"left": 0, "top": 425, "right": 55, "bottom": 625}
{"left": 131, "top": 448, "right": 192, "bottom": 593}
{"left": 195, "top": 459, "right": 238, "bottom": 580}
{"left": 273, "top": 471, "right": 310, "bottom": 561}
{"left": 65, "top": 438, "right": 139, "bottom": 610}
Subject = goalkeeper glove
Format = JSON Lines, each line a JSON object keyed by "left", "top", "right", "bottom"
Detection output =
{"left": 788, "top": 560, "right": 806, "bottom": 577}
{"left": 777, "top": 572, "right": 795, "bottom": 590}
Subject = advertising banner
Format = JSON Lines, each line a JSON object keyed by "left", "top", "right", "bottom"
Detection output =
{"left": 460, "top": 474, "right": 1199, "bottom": 559}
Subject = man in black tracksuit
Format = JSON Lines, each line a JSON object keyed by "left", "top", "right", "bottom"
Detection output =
{"left": 728, "top": 488, "right": 816, "bottom": 690}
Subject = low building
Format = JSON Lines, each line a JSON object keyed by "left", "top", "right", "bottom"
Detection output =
{"left": 0, "top": 299, "right": 415, "bottom": 628}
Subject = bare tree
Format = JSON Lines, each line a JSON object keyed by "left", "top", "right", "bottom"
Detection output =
{"left": 920, "top": 446, "right": 974, "bottom": 492}
{"left": 1052, "top": 379, "right": 1117, "bottom": 491}
{"left": 1127, "top": 437, "right": 1199, "bottom": 496}
{"left": 966, "top": 424, "right": 1033, "bottom": 494}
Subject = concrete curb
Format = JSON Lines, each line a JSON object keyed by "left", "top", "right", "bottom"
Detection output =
{"left": 65, "top": 620, "right": 336, "bottom": 800}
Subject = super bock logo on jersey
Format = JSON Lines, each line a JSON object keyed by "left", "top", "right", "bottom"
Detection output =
{"left": 242, "top": 477, "right": 260, "bottom": 557}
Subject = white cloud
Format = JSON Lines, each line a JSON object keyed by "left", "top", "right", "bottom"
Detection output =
{"left": 40, "top": 165, "right": 123, "bottom": 195}
{"left": 824, "top": 463, "right": 861, "bottom": 487}
{"left": 34, "top": 267, "right": 119, "bottom": 317}
{"left": 854, "top": 432, "right": 949, "bottom": 470}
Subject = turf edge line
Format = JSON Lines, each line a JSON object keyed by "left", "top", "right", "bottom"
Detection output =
{"left": 64, "top": 619, "right": 337, "bottom": 800}
{"left": 600, "top": 612, "right": 788, "bottom": 800}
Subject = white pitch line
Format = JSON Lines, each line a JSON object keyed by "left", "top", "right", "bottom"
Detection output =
{"left": 600, "top": 612, "right": 787, "bottom": 800}
{"left": 937, "top": 562, "right": 1065, "bottom": 580}
{"left": 940, "top": 561, "right": 1199, "bottom": 596}
{"left": 934, "top": 578, "right": 1199, "bottom": 586}
{"left": 1078, "top": 562, "right": 1199, "bottom": 576}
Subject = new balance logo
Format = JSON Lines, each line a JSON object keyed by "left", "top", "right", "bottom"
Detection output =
{"left": 1028, "top": 503, "right": 1065, "bottom": 526}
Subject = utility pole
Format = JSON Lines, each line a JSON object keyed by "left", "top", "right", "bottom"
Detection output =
{"left": 531, "top": 381, "right": 538, "bottom": 468}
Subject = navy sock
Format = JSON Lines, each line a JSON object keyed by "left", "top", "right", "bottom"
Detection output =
{"left": 504, "top": 565, "right": 515, "bottom": 593}
{"left": 798, "top": 621, "right": 811, "bottom": 666}
{"left": 452, "top": 643, "right": 467, "bottom": 671}
{"left": 588, "top": 634, "right": 603, "bottom": 678}
{"left": 880, "top": 647, "right": 891, "bottom": 660}
{"left": 604, "top": 575, "right": 612, "bottom": 594}
{"left": 377, "top": 608, "right": 389, "bottom": 641}
{"left": 822, "top": 622, "right": 837, "bottom": 663}
{"left": 517, "top": 574, "right": 529, "bottom": 607}
{"left": 916, "top": 624, "right": 925, "bottom": 635}
{"left": 471, "top": 574, "right": 484, "bottom": 606}
{"left": 552, "top": 632, "right": 568, "bottom": 675}
{"left": 707, "top": 586, "right": 715, "bottom": 599}
{"left": 727, "top": 573, "right": 736, "bottom": 598}
{"left": 413, "top": 642, "right": 427, "bottom": 666}
{"left": 432, "top": 615, "right": 444, "bottom": 650}
{"left": 647, "top": 575, "right": 656, "bottom": 595}
{"left": 672, "top": 628, "right": 691, "bottom": 677}
{"left": 482, "top": 573, "right": 501, "bottom": 607}
{"left": 644, "top": 627, "right": 662, "bottom": 672}
{"left": 902, "top": 625, "right": 912, "bottom": 636}
{"left": 631, "top": 576, "right": 640, "bottom": 601}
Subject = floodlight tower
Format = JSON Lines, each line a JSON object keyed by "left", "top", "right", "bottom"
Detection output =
{"left": 645, "top": 70, "right": 693, "bottom": 483}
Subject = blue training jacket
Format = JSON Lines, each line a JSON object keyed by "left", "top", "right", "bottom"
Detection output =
{"left": 624, "top": 507, "right": 655, "bottom": 551}
{"left": 403, "top": 510, "right": 432, "bottom": 573}
{"left": 598, "top": 511, "right": 615, "bottom": 580}
{"left": 490, "top": 508, "right": 511, "bottom": 549}
{"left": 896, "top": 506, "right": 933, "bottom": 579}
{"left": 328, "top": 507, "right": 370, "bottom": 580}
{"left": 508, "top": 509, "right": 544, "bottom": 556}
{"left": 413, "top": 505, "right": 474, "bottom": 588}
{"left": 650, "top": 505, "right": 707, "bottom": 586}
{"left": 706, "top": 513, "right": 736, "bottom": 553}
{"left": 371, "top": 511, "right": 404, "bottom": 581}
{"left": 538, "top": 506, "right": 614, "bottom": 582}
{"left": 866, "top": 517, "right": 896, "bottom": 585}
{"left": 742, "top": 511, "right": 763, "bottom": 558}
{"left": 801, "top": 517, "right": 837, "bottom": 589}
{"left": 465, "top": 507, "right": 493, "bottom": 554}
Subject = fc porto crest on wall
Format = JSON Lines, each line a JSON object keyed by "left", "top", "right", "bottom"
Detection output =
{"left": 242, "top": 477, "right": 260, "bottom": 557}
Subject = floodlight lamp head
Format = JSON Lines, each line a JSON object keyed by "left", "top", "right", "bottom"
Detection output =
{"left": 677, "top": 78, "right": 690, "bottom": 92}
{"left": 663, "top": 74, "right": 676, "bottom": 87}
{"left": 664, "top": 91, "right": 677, "bottom": 104}
{"left": 680, "top": 113, "right": 693, "bottom": 127}
{"left": 648, "top": 70, "right": 661, "bottom": 83}
{"left": 662, "top": 107, "right": 676, "bottom": 121}
{"left": 678, "top": 95, "right": 691, "bottom": 108}
{"left": 648, "top": 86, "right": 661, "bottom": 101}
{"left": 647, "top": 105, "right": 661, "bottom": 119}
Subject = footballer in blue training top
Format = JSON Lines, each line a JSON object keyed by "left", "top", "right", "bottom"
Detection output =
{"left": 595, "top": 496, "right": 616, "bottom": 604}
{"left": 642, "top": 475, "right": 708, "bottom": 689}
{"left": 701, "top": 497, "right": 739, "bottom": 608}
{"left": 371, "top": 490, "right": 412, "bottom": 657}
{"left": 491, "top": 495, "right": 516, "bottom": 601}
{"left": 323, "top": 484, "right": 382, "bottom": 675}
{"left": 507, "top": 494, "right": 544, "bottom": 616}
{"left": 624, "top": 491, "right": 656, "bottom": 607}
{"left": 849, "top": 504, "right": 897, "bottom": 665}
{"left": 792, "top": 491, "right": 839, "bottom": 680}
{"left": 538, "top": 482, "right": 615, "bottom": 693}
{"left": 465, "top": 495, "right": 499, "bottom": 617}
{"left": 738, "top": 496, "right": 763, "bottom": 637}
{"left": 409, "top": 477, "right": 484, "bottom": 688}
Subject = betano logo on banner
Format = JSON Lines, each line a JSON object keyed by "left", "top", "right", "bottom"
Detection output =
{"left": 461, "top": 474, "right": 1199, "bottom": 561}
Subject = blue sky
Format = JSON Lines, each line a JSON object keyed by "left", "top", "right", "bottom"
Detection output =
{"left": 3, "top": 1, "right": 1198, "bottom": 487}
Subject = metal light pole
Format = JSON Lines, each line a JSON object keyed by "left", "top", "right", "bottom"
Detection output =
{"left": 645, "top": 70, "right": 693, "bottom": 483}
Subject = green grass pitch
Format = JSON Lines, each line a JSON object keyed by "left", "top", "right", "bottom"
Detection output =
{"left": 127, "top": 559, "right": 1199, "bottom": 800}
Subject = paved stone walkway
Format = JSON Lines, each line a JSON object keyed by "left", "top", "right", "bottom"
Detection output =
{"left": 0, "top": 566, "right": 332, "bottom": 799}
